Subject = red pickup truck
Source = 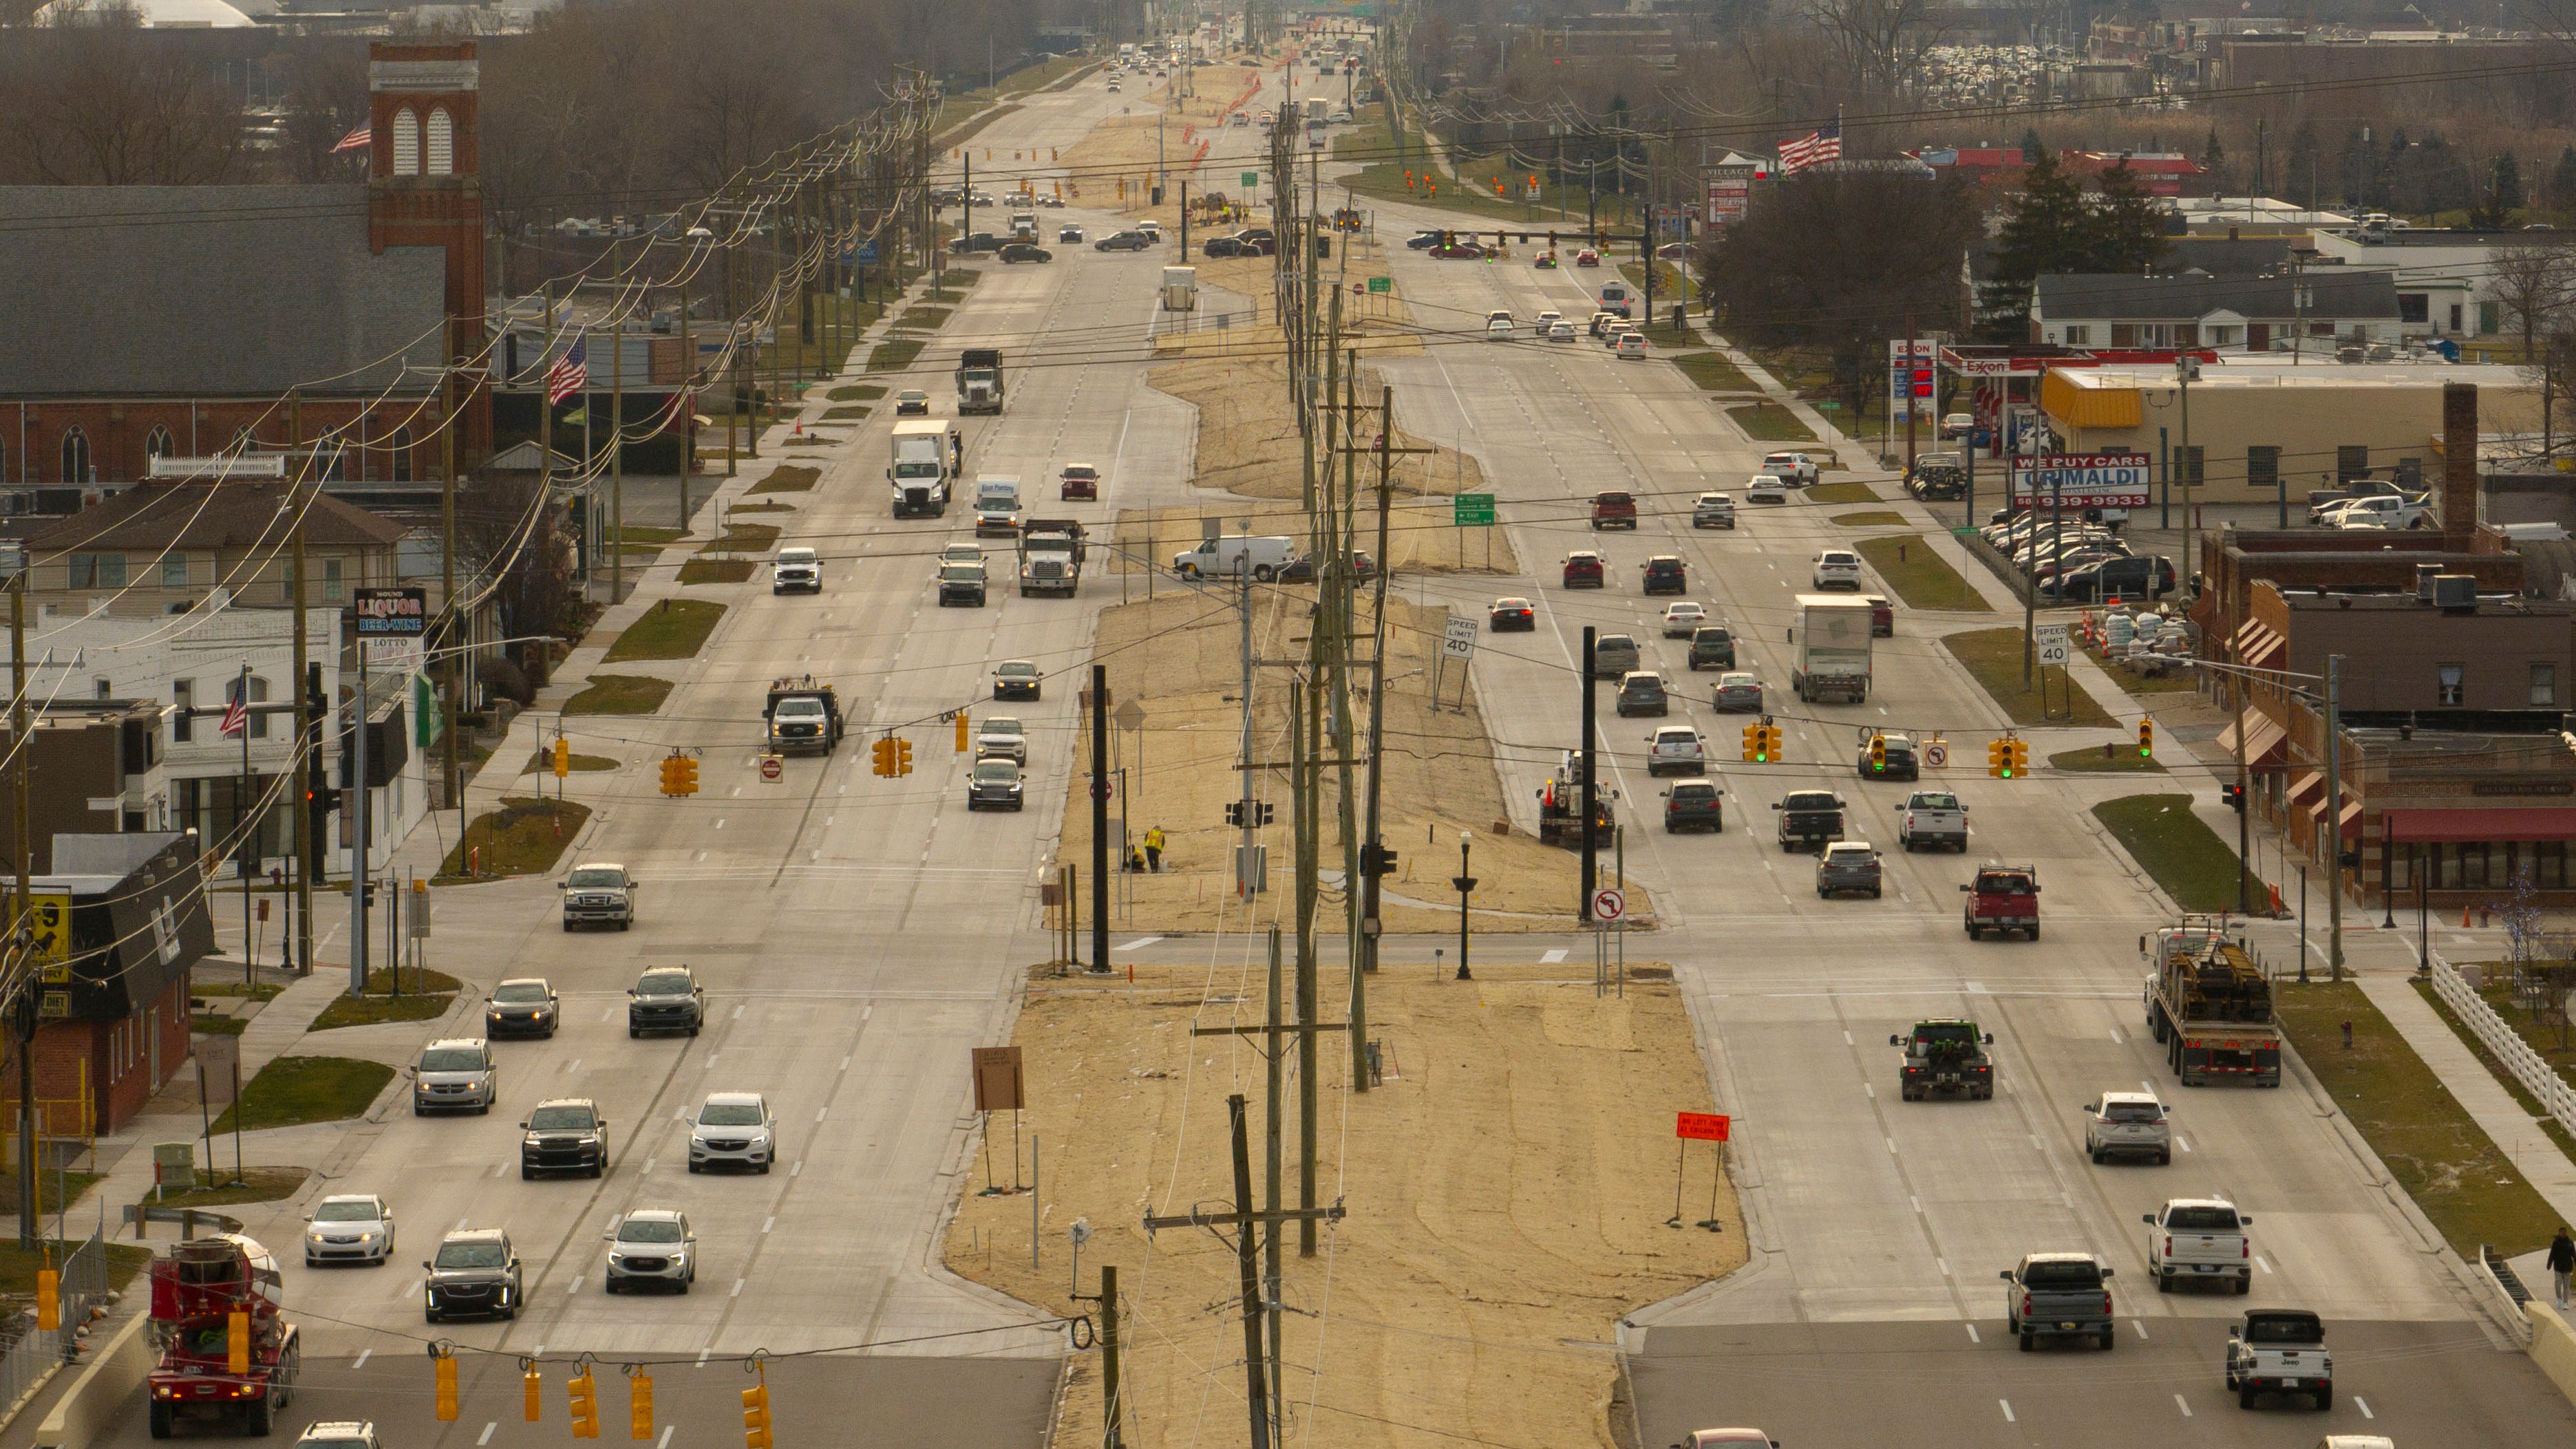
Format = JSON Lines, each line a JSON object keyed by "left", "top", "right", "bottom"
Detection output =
{"left": 1962, "top": 864, "right": 2041, "bottom": 940}
{"left": 1589, "top": 490, "right": 1639, "bottom": 529}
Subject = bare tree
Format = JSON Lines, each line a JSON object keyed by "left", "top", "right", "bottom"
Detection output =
{"left": 1796, "top": 0, "right": 1944, "bottom": 97}
{"left": 0, "top": 3, "right": 248, "bottom": 184}
{"left": 2497, "top": 238, "right": 2576, "bottom": 460}
{"left": 273, "top": 43, "right": 371, "bottom": 185}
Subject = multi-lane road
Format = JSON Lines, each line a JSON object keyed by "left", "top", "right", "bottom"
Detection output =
{"left": 75, "top": 46, "right": 2576, "bottom": 1447}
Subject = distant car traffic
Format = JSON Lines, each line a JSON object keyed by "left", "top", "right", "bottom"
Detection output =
{"left": 1094, "top": 231, "right": 1154, "bottom": 251}
{"left": 895, "top": 389, "right": 930, "bottom": 416}
{"left": 1710, "top": 671, "right": 1763, "bottom": 713}
{"left": 1489, "top": 597, "right": 1535, "bottom": 630}
{"left": 998, "top": 243, "right": 1054, "bottom": 264}
{"left": 1058, "top": 463, "right": 1100, "bottom": 500}
{"left": 1058, "top": 226, "right": 1086, "bottom": 244}
{"left": 1561, "top": 551, "right": 1605, "bottom": 588}
{"left": 1661, "top": 601, "right": 1708, "bottom": 636}
{"left": 993, "top": 660, "right": 1042, "bottom": 700}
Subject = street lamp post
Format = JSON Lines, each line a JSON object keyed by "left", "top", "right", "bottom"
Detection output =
{"left": 1451, "top": 830, "right": 1475, "bottom": 980}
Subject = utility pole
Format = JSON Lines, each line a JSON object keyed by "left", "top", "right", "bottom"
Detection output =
{"left": 678, "top": 269, "right": 695, "bottom": 529}
{"left": 610, "top": 310, "right": 625, "bottom": 601}
{"left": 2178, "top": 355, "right": 2197, "bottom": 594}
{"left": 1092, "top": 663, "right": 1110, "bottom": 975}
{"left": 1904, "top": 314, "right": 1919, "bottom": 470}
{"left": 1579, "top": 627, "right": 1598, "bottom": 921}
{"left": 2325, "top": 654, "right": 2345, "bottom": 982}
{"left": 292, "top": 389, "right": 314, "bottom": 972}
{"left": 12, "top": 572, "right": 35, "bottom": 1247}
{"left": 436, "top": 369, "right": 458, "bottom": 867}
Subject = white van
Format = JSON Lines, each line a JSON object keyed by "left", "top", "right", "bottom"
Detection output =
{"left": 1171, "top": 535, "right": 1296, "bottom": 580}
{"left": 1598, "top": 281, "right": 1634, "bottom": 318}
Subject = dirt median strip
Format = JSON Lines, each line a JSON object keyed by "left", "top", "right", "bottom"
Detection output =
{"left": 943, "top": 958, "right": 1739, "bottom": 1449}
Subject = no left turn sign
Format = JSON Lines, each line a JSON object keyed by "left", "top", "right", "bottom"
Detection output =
{"left": 1591, "top": 888, "right": 1626, "bottom": 921}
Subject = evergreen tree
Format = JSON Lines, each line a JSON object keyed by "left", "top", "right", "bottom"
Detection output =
{"left": 2286, "top": 120, "right": 2323, "bottom": 209}
{"left": 2201, "top": 127, "right": 2230, "bottom": 194}
{"left": 2495, "top": 152, "right": 2526, "bottom": 210}
{"left": 1980, "top": 149, "right": 2093, "bottom": 340}
{"left": 2018, "top": 126, "right": 2044, "bottom": 165}
{"left": 2549, "top": 146, "right": 2576, "bottom": 215}
{"left": 2089, "top": 163, "right": 2173, "bottom": 274}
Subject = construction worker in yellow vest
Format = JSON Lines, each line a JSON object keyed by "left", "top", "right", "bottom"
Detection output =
{"left": 1144, "top": 825, "right": 1167, "bottom": 873}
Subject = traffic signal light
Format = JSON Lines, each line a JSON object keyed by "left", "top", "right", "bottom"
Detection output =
{"left": 628, "top": 1371, "right": 654, "bottom": 1441}
{"left": 435, "top": 1353, "right": 459, "bottom": 1422}
{"left": 743, "top": 1376, "right": 774, "bottom": 1449}
{"left": 227, "top": 1309, "right": 249, "bottom": 1374}
{"left": 1359, "top": 843, "right": 1398, "bottom": 877}
{"left": 1988, "top": 738, "right": 2010, "bottom": 778}
{"left": 1741, "top": 723, "right": 1761, "bottom": 762}
{"left": 895, "top": 738, "right": 914, "bottom": 777}
{"left": 568, "top": 1369, "right": 601, "bottom": 1439}
{"left": 35, "top": 1269, "right": 56, "bottom": 1331}
{"left": 2137, "top": 718, "right": 2155, "bottom": 759}
{"left": 526, "top": 1366, "right": 544, "bottom": 1421}
{"left": 2007, "top": 738, "right": 2029, "bottom": 777}
{"left": 1869, "top": 734, "right": 1887, "bottom": 773}
{"left": 553, "top": 737, "right": 571, "bottom": 778}
{"left": 659, "top": 754, "right": 699, "bottom": 796}
{"left": 955, "top": 713, "right": 970, "bottom": 753}
{"left": 871, "top": 737, "right": 894, "bottom": 777}
{"left": 2222, "top": 782, "right": 2245, "bottom": 810}
{"left": 1762, "top": 723, "right": 1784, "bottom": 762}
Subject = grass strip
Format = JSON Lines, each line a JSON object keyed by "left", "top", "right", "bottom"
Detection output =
{"left": 562, "top": 676, "right": 671, "bottom": 716}
{"left": 524, "top": 749, "right": 616, "bottom": 775}
{"left": 1727, "top": 402, "right": 1817, "bottom": 443}
{"left": 2091, "top": 794, "right": 2263, "bottom": 910}
{"left": 602, "top": 599, "right": 723, "bottom": 662}
{"left": 867, "top": 338, "right": 926, "bottom": 373}
{"left": 1857, "top": 536, "right": 1990, "bottom": 614}
{"left": 0, "top": 1242, "right": 149, "bottom": 1300}
{"left": 1806, "top": 481, "right": 1879, "bottom": 504}
{"left": 700, "top": 524, "right": 780, "bottom": 555}
{"left": 892, "top": 307, "right": 952, "bottom": 332}
{"left": 1941, "top": 626, "right": 2114, "bottom": 727}
{"left": 822, "top": 405, "right": 870, "bottom": 421}
{"left": 2048, "top": 743, "right": 2167, "bottom": 773}
{"left": 1831, "top": 511, "right": 1906, "bottom": 527}
{"left": 438, "top": 797, "right": 594, "bottom": 878}
{"left": 2275, "top": 981, "right": 2562, "bottom": 1258}
{"left": 824, "top": 384, "right": 886, "bottom": 402}
{"left": 749, "top": 466, "right": 820, "bottom": 495}
{"left": 1672, "top": 352, "right": 1754, "bottom": 391}
{"left": 145, "top": 1167, "right": 311, "bottom": 1209}
{"left": 680, "top": 559, "right": 756, "bottom": 585}
{"left": 2412, "top": 978, "right": 2576, "bottom": 1163}
{"left": 212, "top": 1058, "right": 396, "bottom": 1135}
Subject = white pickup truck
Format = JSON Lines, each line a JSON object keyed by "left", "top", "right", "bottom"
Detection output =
{"left": 2224, "top": 1309, "right": 2331, "bottom": 1410}
{"left": 2317, "top": 493, "right": 2429, "bottom": 530}
{"left": 1895, "top": 791, "right": 1968, "bottom": 852}
{"left": 2144, "top": 1197, "right": 2253, "bottom": 1294}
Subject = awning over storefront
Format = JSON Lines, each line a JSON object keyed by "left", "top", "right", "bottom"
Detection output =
{"left": 2339, "top": 799, "right": 2364, "bottom": 837}
{"left": 2385, "top": 807, "right": 2576, "bottom": 844}
{"left": 2215, "top": 712, "right": 2288, "bottom": 764}
{"left": 2287, "top": 771, "right": 2324, "bottom": 806}
{"left": 2231, "top": 621, "right": 2285, "bottom": 671}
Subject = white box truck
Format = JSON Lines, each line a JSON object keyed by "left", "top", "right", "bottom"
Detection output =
{"left": 888, "top": 418, "right": 961, "bottom": 517}
{"left": 1789, "top": 593, "right": 1873, "bottom": 702}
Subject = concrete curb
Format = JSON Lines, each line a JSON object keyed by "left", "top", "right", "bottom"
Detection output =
{"left": 31, "top": 1313, "right": 148, "bottom": 1449}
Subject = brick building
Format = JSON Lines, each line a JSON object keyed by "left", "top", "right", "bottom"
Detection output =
{"left": 0, "top": 41, "right": 490, "bottom": 493}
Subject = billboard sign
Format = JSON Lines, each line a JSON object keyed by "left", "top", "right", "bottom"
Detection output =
{"left": 2009, "top": 453, "right": 2151, "bottom": 509}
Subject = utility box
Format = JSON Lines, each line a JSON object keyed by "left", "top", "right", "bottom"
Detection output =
{"left": 1162, "top": 266, "right": 1197, "bottom": 312}
{"left": 1234, "top": 843, "right": 1269, "bottom": 896}
{"left": 153, "top": 1142, "right": 195, "bottom": 1191}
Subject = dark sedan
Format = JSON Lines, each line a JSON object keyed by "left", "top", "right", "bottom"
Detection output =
{"left": 2057, "top": 554, "right": 2179, "bottom": 603}
{"left": 998, "top": 243, "right": 1054, "bottom": 264}
{"left": 1203, "top": 236, "right": 1244, "bottom": 258}
{"left": 1429, "top": 242, "right": 1487, "bottom": 260}
{"left": 1094, "top": 231, "right": 1154, "bottom": 252}
{"left": 1489, "top": 597, "right": 1535, "bottom": 631}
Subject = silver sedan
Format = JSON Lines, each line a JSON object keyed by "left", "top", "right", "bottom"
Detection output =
{"left": 1711, "top": 672, "right": 1764, "bottom": 713}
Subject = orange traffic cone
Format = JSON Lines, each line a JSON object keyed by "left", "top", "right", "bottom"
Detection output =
{"left": 2462, "top": 904, "right": 2473, "bottom": 927}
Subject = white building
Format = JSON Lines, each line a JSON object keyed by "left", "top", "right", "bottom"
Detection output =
{"left": 2308, "top": 227, "right": 2529, "bottom": 339}
{"left": 2, "top": 603, "right": 433, "bottom": 877}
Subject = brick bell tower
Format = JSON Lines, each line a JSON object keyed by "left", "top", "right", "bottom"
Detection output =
{"left": 365, "top": 41, "right": 491, "bottom": 461}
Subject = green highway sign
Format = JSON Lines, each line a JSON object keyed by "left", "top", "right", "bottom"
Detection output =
{"left": 1454, "top": 493, "right": 1496, "bottom": 526}
{"left": 1242, "top": 171, "right": 1260, "bottom": 190}
{"left": 1366, "top": 276, "right": 1392, "bottom": 294}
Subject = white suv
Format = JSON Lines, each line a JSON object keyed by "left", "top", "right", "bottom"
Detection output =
{"left": 1691, "top": 493, "right": 1736, "bottom": 529}
{"left": 1811, "top": 550, "right": 1864, "bottom": 589}
{"left": 1646, "top": 725, "right": 1707, "bottom": 777}
{"left": 1760, "top": 451, "right": 1820, "bottom": 486}
{"left": 2083, "top": 1091, "right": 2171, "bottom": 1165}
{"left": 688, "top": 1093, "right": 777, "bottom": 1173}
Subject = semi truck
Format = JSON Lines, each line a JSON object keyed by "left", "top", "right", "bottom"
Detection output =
{"left": 957, "top": 348, "right": 1005, "bottom": 414}
{"left": 888, "top": 418, "right": 961, "bottom": 517}
{"left": 1018, "top": 519, "right": 1087, "bottom": 597}
{"left": 1789, "top": 593, "right": 1873, "bottom": 702}
{"left": 2140, "top": 916, "right": 2281, "bottom": 1086}
{"left": 147, "top": 1234, "right": 301, "bottom": 1437}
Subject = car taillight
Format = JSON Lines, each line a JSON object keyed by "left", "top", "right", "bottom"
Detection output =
{"left": 2164, "top": 1236, "right": 2174, "bottom": 1258}
{"left": 2021, "top": 1294, "right": 2032, "bottom": 1318}
{"left": 2103, "top": 1291, "right": 2113, "bottom": 1316}
{"left": 2243, "top": 1238, "right": 2251, "bottom": 1258}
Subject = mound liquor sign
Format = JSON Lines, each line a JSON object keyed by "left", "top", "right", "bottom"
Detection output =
{"left": 2008, "top": 452, "right": 2151, "bottom": 511}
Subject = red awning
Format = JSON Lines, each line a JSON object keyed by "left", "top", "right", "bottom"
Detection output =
{"left": 2216, "top": 713, "right": 2287, "bottom": 765}
{"left": 2286, "top": 771, "right": 2324, "bottom": 806}
{"left": 2339, "top": 799, "right": 2365, "bottom": 838}
{"left": 2385, "top": 807, "right": 2576, "bottom": 844}
{"left": 2231, "top": 621, "right": 2286, "bottom": 671}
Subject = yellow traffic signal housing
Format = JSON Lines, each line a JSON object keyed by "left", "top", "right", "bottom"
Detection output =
{"left": 955, "top": 713, "right": 970, "bottom": 752}
{"left": 568, "top": 1370, "right": 601, "bottom": 1439}
{"left": 2007, "top": 738, "right": 2030, "bottom": 777}
{"left": 895, "top": 738, "right": 914, "bottom": 777}
{"left": 35, "top": 1269, "right": 56, "bottom": 1331}
{"left": 870, "top": 737, "right": 893, "bottom": 777}
{"left": 524, "top": 1368, "right": 543, "bottom": 1421}
{"left": 743, "top": 1380, "right": 775, "bottom": 1449}
{"left": 435, "top": 1355, "right": 460, "bottom": 1422}
{"left": 628, "top": 1372, "right": 654, "bottom": 1441}
{"left": 659, "top": 755, "right": 699, "bottom": 796}
{"left": 1988, "top": 738, "right": 2010, "bottom": 778}
{"left": 2138, "top": 718, "right": 2155, "bottom": 758}
{"left": 553, "top": 737, "right": 571, "bottom": 778}
{"left": 1741, "top": 723, "right": 1761, "bottom": 762}
{"left": 1869, "top": 734, "right": 1887, "bottom": 773}
{"left": 1763, "top": 724, "right": 1785, "bottom": 761}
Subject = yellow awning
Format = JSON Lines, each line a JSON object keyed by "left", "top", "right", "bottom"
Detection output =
{"left": 2041, "top": 369, "right": 2143, "bottom": 430}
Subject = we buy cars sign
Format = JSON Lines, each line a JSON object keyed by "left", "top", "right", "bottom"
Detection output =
{"left": 2009, "top": 453, "right": 2150, "bottom": 509}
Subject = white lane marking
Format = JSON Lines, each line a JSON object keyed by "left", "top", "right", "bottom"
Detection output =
{"left": 478, "top": 1426, "right": 496, "bottom": 1446}
{"left": 602, "top": 1007, "right": 615, "bottom": 1022}
{"left": 2131, "top": 1318, "right": 2149, "bottom": 1339}
{"left": 564, "top": 1058, "right": 582, "bottom": 1074}
{"left": 567, "top": 1276, "right": 582, "bottom": 1295}
{"left": 2140, "top": 1079, "right": 2159, "bottom": 1095}
{"left": 354, "top": 1349, "right": 371, "bottom": 1369}
{"left": 455, "top": 1216, "right": 469, "bottom": 1230}
{"left": 1884, "top": 1137, "right": 1897, "bottom": 1155}
{"left": 1964, "top": 981, "right": 1987, "bottom": 994}
{"left": 716, "top": 819, "right": 725, "bottom": 829}
{"left": 1936, "top": 1257, "right": 1949, "bottom": 1277}
{"left": 695, "top": 850, "right": 707, "bottom": 862}
{"left": 659, "top": 1430, "right": 674, "bottom": 1449}
{"left": 1999, "top": 1400, "right": 2014, "bottom": 1424}
{"left": 2178, "top": 1138, "right": 2193, "bottom": 1153}
{"left": 1863, "top": 1083, "right": 1874, "bottom": 1099}
{"left": 641, "top": 1159, "right": 655, "bottom": 1175}
{"left": 2356, "top": 1397, "right": 2374, "bottom": 1419}
{"left": 762, "top": 1216, "right": 775, "bottom": 1235}
{"left": 1910, "top": 1196, "right": 1922, "bottom": 1214}
{"left": 1962, "top": 1323, "right": 1979, "bottom": 1343}
{"left": 816, "top": 1106, "right": 829, "bottom": 1121}
{"left": 405, "top": 1280, "right": 421, "bottom": 1298}
{"left": 2109, "top": 1027, "right": 2124, "bottom": 1044}
{"left": 2173, "top": 1394, "right": 2193, "bottom": 1419}
{"left": 732, "top": 1004, "right": 745, "bottom": 1020}
{"left": 862, "top": 1005, "right": 873, "bottom": 1022}
{"left": 2029, "top": 1134, "right": 2043, "bottom": 1151}
{"left": 2256, "top": 1254, "right": 2273, "bottom": 1274}
{"left": 792, "top": 1161, "right": 803, "bottom": 1177}
{"left": 731, "top": 1278, "right": 745, "bottom": 1298}
{"left": 1540, "top": 949, "right": 1567, "bottom": 963}
{"left": 705, "top": 1055, "right": 718, "bottom": 1070}
{"left": 1842, "top": 1031, "right": 1853, "bottom": 1045}
{"left": 839, "top": 1055, "right": 851, "bottom": 1071}
{"left": 696, "top": 1348, "right": 711, "bottom": 1366}
{"left": 1117, "top": 937, "right": 1164, "bottom": 951}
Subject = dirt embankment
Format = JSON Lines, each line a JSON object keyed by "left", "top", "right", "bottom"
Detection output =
{"left": 941, "top": 959, "right": 1738, "bottom": 1449}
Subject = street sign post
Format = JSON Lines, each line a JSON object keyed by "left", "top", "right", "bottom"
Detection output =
{"left": 1366, "top": 276, "right": 1391, "bottom": 294}
{"left": 1670, "top": 1108, "right": 1730, "bottom": 1232}
{"left": 758, "top": 755, "right": 783, "bottom": 782}
{"left": 1241, "top": 171, "right": 1259, "bottom": 190}
{"left": 1675, "top": 1111, "right": 1730, "bottom": 1141}
{"left": 1452, "top": 493, "right": 1495, "bottom": 526}
{"left": 1441, "top": 616, "right": 1478, "bottom": 660}
{"left": 2035, "top": 624, "right": 2071, "bottom": 668}
{"left": 1591, "top": 887, "right": 1625, "bottom": 921}
{"left": 1924, "top": 740, "right": 1949, "bottom": 769}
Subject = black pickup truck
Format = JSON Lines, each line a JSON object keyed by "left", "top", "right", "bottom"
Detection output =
{"left": 1772, "top": 790, "right": 1844, "bottom": 854}
{"left": 1893, "top": 1018, "right": 1995, "bottom": 1100}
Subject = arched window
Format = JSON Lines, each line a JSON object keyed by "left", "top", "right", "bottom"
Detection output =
{"left": 144, "top": 425, "right": 174, "bottom": 466}
{"left": 390, "top": 427, "right": 413, "bottom": 484}
{"left": 60, "top": 427, "right": 90, "bottom": 484}
{"left": 226, "top": 425, "right": 256, "bottom": 456}
{"left": 425, "top": 108, "right": 453, "bottom": 175}
{"left": 392, "top": 109, "right": 421, "bottom": 177}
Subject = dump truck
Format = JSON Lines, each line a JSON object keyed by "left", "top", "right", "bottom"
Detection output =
{"left": 2140, "top": 916, "right": 2281, "bottom": 1087}
{"left": 1534, "top": 749, "right": 1616, "bottom": 848}
{"left": 147, "top": 1234, "right": 301, "bottom": 1437}
{"left": 956, "top": 347, "right": 1005, "bottom": 414}
{"left": 1017, "top": 518, "right": 1087, "bottom": 597}
{"left": 763, "top": 675, "right": 844, "bottom": 755}
{"left": 1789, "top": 594, "right": 1873, "bottom": 703}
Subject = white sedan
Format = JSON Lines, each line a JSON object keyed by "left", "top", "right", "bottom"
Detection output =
{"left": 1486, "top": 317, "right": 1513, "bottom": 340}
{"left": 1660, "top": 602, "right": 1709, "bottom": 637}
{"left": 1745, "top": 475, "right": 1790, "bottom": 505}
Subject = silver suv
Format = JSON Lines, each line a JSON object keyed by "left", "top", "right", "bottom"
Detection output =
{"left": 2083, "top": 1091, "right": 2172, "bottom": 1165}
{"left": 688, "top": 1092, "right": 777, "bottom": 1173}
{"left": 603, "top": 1209, "right": 694, "bottom": 1294}
{"left": 409, "top": 1039, "right": 494, "bottom": 1115}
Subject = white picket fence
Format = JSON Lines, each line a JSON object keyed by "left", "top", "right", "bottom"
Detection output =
{"left": 2428, "top": 960, "right": 2576, "bottom": 1133}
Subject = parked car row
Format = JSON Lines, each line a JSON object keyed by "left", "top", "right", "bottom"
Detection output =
{"left": 1979, "top": 510, "right": 2179, "bottom": 603}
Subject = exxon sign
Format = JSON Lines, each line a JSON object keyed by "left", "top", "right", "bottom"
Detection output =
{"left": 2008, "top": 453, "right": 2151, "bottom": 511}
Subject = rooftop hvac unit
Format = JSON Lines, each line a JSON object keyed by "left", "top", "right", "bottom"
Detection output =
{"left": 2431, "top": 573, "right": 2476, "bottom": 610}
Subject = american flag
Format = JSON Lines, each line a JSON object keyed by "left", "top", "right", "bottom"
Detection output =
{"left": 1778, "top": 117, "right": 1842, "bottom": 176}
{"left": 220, "top": 685, "right": 248, "bottom": 739}
{"left": 546, "top": 335, "right": 588, "bottom": 407}
{"left": 331, "top": 124, "right": 372, "bottom": 154}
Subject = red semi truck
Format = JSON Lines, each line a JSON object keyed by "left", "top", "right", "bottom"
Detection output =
{"left": 147, "top": 1235, "right": 301, "bottom": 1437}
